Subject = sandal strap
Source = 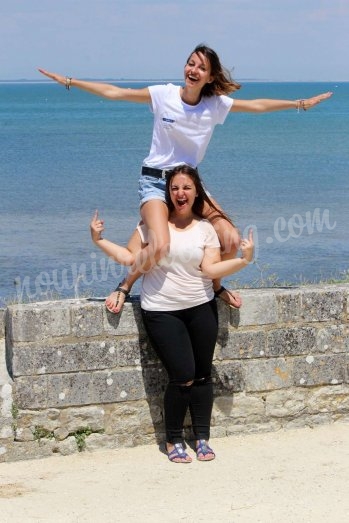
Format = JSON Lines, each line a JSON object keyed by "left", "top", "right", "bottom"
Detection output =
{"left": 114, "top": 284, "right": 129, "bottom": 296}
{"left": 167, "top": 443, "right": 190, "bottom": 462}
{"left": 196, "top": 439, "right": 215, "bottom": 457}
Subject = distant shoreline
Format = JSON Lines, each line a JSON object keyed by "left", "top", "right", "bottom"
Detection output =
{"left": 0, "top": 79, "right": 345, "bottom": 84}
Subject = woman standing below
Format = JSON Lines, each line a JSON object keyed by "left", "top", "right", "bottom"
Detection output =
{"left": 90, "top": 165, "right": 254, "bottom": 463}
{"left": 41, "top": 44, "right": 331, "bottom": 313}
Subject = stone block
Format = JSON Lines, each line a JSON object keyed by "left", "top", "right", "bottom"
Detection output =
{"left": 141, "top": 365, "right": 167, "bottom": 397}
{"left": 213, "top": 361, "right": 244, "bottom": 393}
{"left": 59, "top": 405, "right": 106, "bottom": 433}
{"left": 117, "top": 338, "right": 156, "bottom": 367}
{"left": 236, "top": 290, "right": 278, "bottom": 327}
{"left": 265, "top": 388, "right": 308, "bottom": 417}
{"left": 276, "top": 289, "right": 302, "bottom": 323}
{"left": 300, "top": 287, "right": 344, "bottom": 322}
{"left": 214, "top": 392, "right": 265, "bottom": 420}
{"left": 293, "top": 354, "right": 346, "bottom": 387}
{"left": 317, "top": 324, "right": 349, "bottom": 354}
{"left": 266, "top": 326, "right": 317, "bottom": 357}
{"left": 306, "top": 385, "right": 349, "bottom": 414}
{"left": 71, "top": 301, "right": 104, "bottom": 337}
{"left": 15, "top": 368, "right": 147, "bottom": 409}
{"left": 7, "top": 301, "right": 71, "bottom": 342}
{"left": 221, "top": 330, "right": 266, "bottom": 359}
{"left": 103, "top": 301, "right": 145, "bottom": 336}
{"left": 14, "top": 375, "right": 49, "bottom": 409}
{"left": 12, "top": 339, "right": 120, "bottom": 377}
{"left": 243, "top": 357, "right": 293, "bottom": 392}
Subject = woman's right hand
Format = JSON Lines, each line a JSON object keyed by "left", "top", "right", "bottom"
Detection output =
{"left": 38, "top": 68, "right": 66, "bottom": 86}
{"left": 90, "top": 210, "right": 104, "bottom": 243}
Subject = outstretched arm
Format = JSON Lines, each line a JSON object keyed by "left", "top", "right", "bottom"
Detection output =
{"left": 201, "top": 228, "right": 254, "bottom": 279}
{"left": 231, "top": 91, "right": 333, "bottom": 113}
{"left": 90, "top": 210, "right": 140, "bottom": 266}
{"left": 38, "top": 68, "right": 151, "bottom": 103}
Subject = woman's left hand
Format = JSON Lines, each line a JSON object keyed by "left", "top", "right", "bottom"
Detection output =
{"left": 300, "top": 91, "right": 333, "bottom": 110}
{"left": 240, "top": 228, "right": 254, "bottom": 263}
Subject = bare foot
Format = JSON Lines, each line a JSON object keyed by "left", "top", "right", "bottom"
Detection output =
{"left": 105, "top": 284, "right": 129, "bottom": 314}
{"left": 196, "top": 440, "right": 215, "bottom": 461}
{"left": 166, "top": 443, "right": 192, "bottom": 463}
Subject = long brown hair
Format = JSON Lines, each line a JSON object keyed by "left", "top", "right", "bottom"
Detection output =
{"left": 187, "top": 44, "right": 241, "bottom": 97}
{"left": 165, "top": 164, "right": 233, "bottom": 225}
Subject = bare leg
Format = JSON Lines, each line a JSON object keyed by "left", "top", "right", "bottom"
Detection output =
{"left": 106, "top": 199, "right": 170, "bottom": 313}
{"left": 203, "top": 199, "right": 242, "bottom": 308}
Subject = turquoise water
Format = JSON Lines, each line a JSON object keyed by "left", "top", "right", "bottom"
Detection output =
{"left": 1, "top": 81, "right": 348, "bottom": 305}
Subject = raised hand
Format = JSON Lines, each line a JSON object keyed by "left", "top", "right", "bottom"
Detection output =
{"left": 240, "top": 228, "right": 254, "bottom": 263}
{"left": 90, "top": 210, "right": 104, "bottom": 243}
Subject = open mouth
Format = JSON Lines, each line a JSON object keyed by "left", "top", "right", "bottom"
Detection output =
{"left": 187, "top": 74, "right": 198, "bottom": 82}
{"left": 177, "top": 198, "right": 187, "bottom": 207}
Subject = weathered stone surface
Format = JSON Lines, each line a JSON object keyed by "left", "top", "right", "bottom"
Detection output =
{"left": 276, "top": 289, "right": 302, "bottom": 323}
{"left": 265, "top": 388, "right": 308, "bottom": 418}
{"left": 243, "top": 357, "right": 293, "bottom": 392}
{"left": 12, "top": 339, "right": 120, "bottom": 376}
{"left": 214, "top": 392, "right": 265, "bottom": 420}
{"left": 213, "top": 361, "right": 244, "bottom": 393}
{"left": 103, "top": 301, "right": 145, "bottom": 336}
{"left": 1, "top": 284, "right": 349, "bottom": 462}
{"left": 7, "top": 301, "right": 71, "bottom": 342}
{"left": 71, "top": 301, "right": 104, "bottom": 337}
{"left": 221, "top": 330, "right": 266, "bottom": 359}
{"left": 236, "top": 290, "right": 278, "bottom": 326}
{"left": 293, "top": 354, "right": 346, "bottom": 387}
{"left": 306, "top": 385, "right": 349, "bottom": 413}
{"left": 300, "top": 287, "right": 344, "bottom": 322}
{"left": 316, "top": 324, "right": 348, "bottom": 354}
{"left": 59, "top": 405, "right": 106, "bottom": 433}
{"left": 266, "top": 326, "right": 317, "bottom": 357}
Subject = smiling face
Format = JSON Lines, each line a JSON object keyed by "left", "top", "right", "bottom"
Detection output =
{"left": 169, "top": 173, "right": 198, "bottom": 215}
{"left": 184, "top": 51, "right": 213, "bottom": 91}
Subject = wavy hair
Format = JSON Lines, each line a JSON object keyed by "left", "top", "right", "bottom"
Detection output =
{"left": 187, "top": 44, "right": 241, "bottom": 97}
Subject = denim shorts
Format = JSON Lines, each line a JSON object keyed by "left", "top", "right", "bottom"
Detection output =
{"left": 138, "top": 175, "right": 167, "bottom": 207}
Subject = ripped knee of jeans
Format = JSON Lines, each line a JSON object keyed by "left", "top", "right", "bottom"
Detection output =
{"left": 194, "top": 376, "right": 212, "bottom": 385}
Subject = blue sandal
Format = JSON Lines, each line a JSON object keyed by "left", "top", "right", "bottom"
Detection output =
{"left": 196, "top": 440, "right": 215, "bottom": 461}
{"left": 167, "top": 443, "right": 192, "bottom": 463}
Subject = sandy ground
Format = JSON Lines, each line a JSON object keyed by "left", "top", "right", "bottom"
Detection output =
{"left": 1, "top": 423, "right": 349, "bottom": 523}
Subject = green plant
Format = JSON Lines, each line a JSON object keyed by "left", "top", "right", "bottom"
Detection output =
{"left": 70, "top": 427, "right": 104, "bottom": 452}
{"left": 32, "top": 425, "right": 55, "bottom": 442}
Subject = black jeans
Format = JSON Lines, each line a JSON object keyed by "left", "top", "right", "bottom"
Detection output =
{"left": 141, "top": 299, "right": 218, "bottom": 443}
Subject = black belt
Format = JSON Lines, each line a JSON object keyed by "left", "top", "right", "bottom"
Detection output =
{"left": 141, "top": 166, "right": 171, "bottom": 179}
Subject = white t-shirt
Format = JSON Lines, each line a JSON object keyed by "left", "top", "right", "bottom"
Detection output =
{"left": 139, "top": 220, "right": 220, "bottom": 311}
{"left": 143, "top": 84, "right": 234, "bottom": 170}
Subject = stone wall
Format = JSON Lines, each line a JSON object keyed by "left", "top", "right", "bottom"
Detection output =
{"left": 1, "top": 283, "right": 348, "bottom": 462}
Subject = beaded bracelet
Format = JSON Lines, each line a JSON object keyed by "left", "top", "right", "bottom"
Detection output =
{"left": 296, "top": 99, "right": 306, "bottom": 113}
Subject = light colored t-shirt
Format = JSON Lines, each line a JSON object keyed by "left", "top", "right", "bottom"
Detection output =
{"left": 139, "top": 220, "right": 220, "bottom": 311}
{"left": 142, "top": 84, "right": 234, "bottom": 170}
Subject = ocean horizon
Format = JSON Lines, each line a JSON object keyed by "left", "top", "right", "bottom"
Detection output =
{"left": 1, "top": 81, "right": 348, "bottom": 306}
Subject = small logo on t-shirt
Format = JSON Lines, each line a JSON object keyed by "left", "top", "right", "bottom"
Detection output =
{"left": 161, "top": 112, "right": 175, "bottom": 129}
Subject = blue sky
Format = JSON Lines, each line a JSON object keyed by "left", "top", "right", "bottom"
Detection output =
{"left": 1, "top": 0, "right": 348, "bottom": 81}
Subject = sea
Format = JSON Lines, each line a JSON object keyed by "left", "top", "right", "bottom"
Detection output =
{"left": 1, "top": 80, "right": 348, "bottom": 306}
